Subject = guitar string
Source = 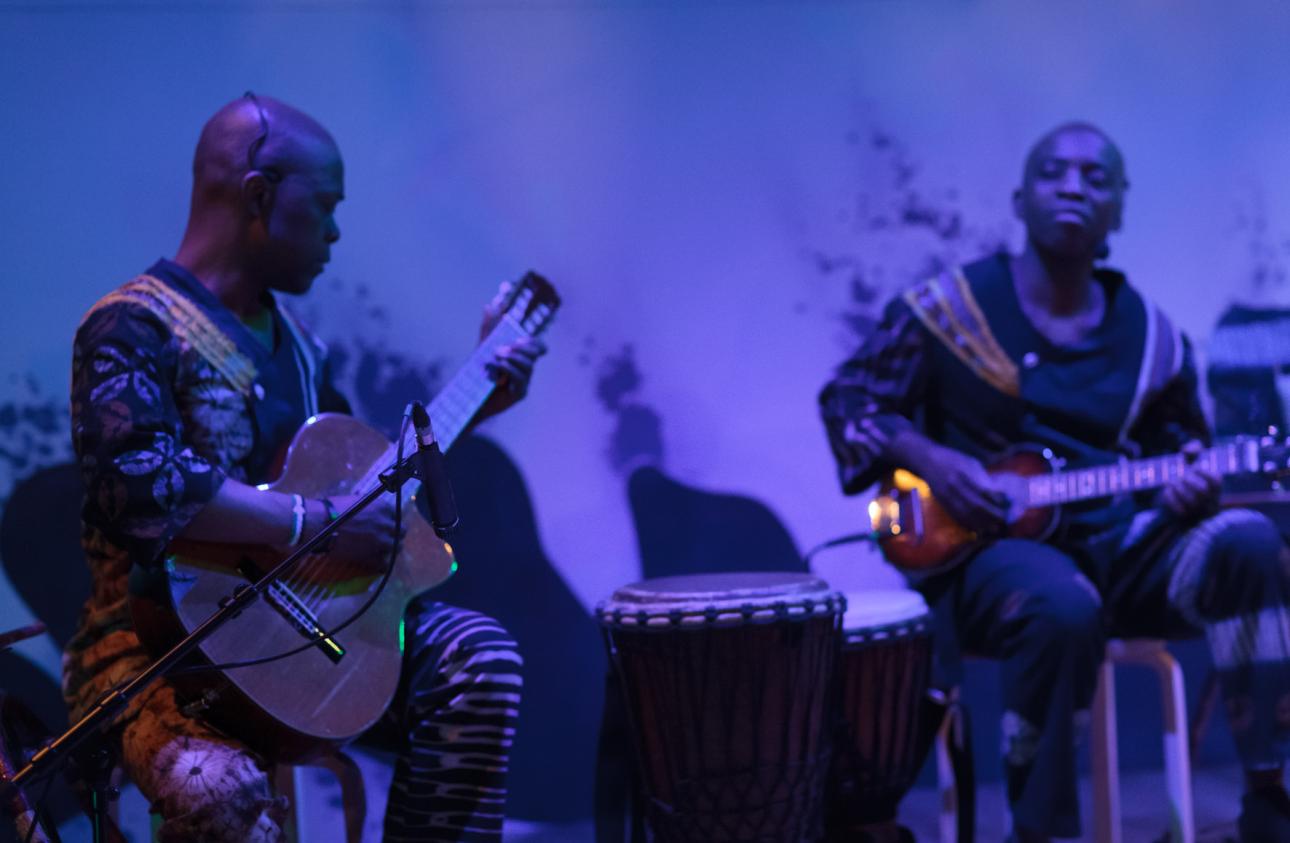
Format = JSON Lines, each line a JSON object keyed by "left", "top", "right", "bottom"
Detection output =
{"left": 167, "top": 425, "right": 411, "bottom": 677}
{"left": 286, "top": 315, "right": 533, "bottom": 616}
{"left": 287, "top": 315, "right": 526, "bottom": 611}
{"left": 288, "top": 413, "right": 412, "bottom": 614}
{"left": 1025, "top": 443, "right": 1233, "bottom": 506}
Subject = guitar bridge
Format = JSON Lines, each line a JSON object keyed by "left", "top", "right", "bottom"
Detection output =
{"left": 238, "top": 559, "right": 346, "bottom": 664}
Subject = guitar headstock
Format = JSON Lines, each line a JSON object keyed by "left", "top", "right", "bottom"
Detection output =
{"left": 498, "top": 271, "right": 561, "bottom": 337}
{"left": 1256, "top": 428, "right": 1290, "bottom": 476}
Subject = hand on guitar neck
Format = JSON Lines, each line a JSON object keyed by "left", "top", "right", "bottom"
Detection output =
{"left": 1159, "top": 439, "right": 1221, "bottom": 519}
{"left": 473, "top": 280, "right": 548, "bottom": 425}
{"left": 888, "top": 429, "right": 1010, "bottom": 533}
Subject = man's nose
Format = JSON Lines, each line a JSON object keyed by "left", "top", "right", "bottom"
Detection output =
{"left": 326, "top": 219, "right": 341, "bottom": 243}
{"left": 1058, "top": 167, "right": 1086, "bottom": 198}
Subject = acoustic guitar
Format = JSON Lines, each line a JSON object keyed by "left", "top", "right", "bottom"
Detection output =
{"left": 131, "top": 272, "right": 560, "bottom": 761}
{"left": 866, "top": 435, "right": 1290, "bottom": 575}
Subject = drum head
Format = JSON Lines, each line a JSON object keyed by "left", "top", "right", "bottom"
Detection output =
{"left": 597, "top": 571, "right": 839, "bottom": 628}
{"left": 841, "top": 588, "right": 928, "bottom": 632}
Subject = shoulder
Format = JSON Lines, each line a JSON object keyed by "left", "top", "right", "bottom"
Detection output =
{"left": 902, "top": 253, "right": 1006, "bottom": 309}
{"left": 75, "top": 276, "right": 179, "bottom": 352}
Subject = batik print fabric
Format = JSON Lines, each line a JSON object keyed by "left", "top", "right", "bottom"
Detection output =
{"left": 64, "top": 261, "right": 525, "bottom": 842}
{"left": 61, "top": 262, "right": 337, "bottom": 841}
{"left": 65, "top": 291, "right": 244, "bottom": 721}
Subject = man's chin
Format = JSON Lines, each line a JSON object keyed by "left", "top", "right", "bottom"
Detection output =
{"left": 1037, "top": 232, "right": 1103, "bottom": 262}
{"left": 271, "top": 273, "right": 320, "bottom": 297}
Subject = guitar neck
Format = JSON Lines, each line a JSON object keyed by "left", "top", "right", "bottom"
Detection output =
{"left": 1025, "top": 440, "right": 1260, "bottom": 507}
{"left": 354, "top": 313, "right": 533, "bottom": 490}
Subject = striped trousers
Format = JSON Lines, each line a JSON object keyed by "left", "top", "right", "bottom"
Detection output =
{"left": 380, "top": 596, "right": 524, "bottom": 842}
{"left": 92, "top": 598, "right": 522, "bottom": 842}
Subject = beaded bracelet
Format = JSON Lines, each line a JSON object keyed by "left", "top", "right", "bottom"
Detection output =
{"left": 315, "top": 496, "right": 341, "bottom": 552}
{"left": 287, "top": 493, "right": 307, "bottom": 547}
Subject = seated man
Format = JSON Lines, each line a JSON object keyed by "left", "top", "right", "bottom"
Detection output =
{"left": 63, "top": 93, "right": 544, "bottom": 842}
{"left": 819, "top": 122, "right": 1290, "bottom": 842}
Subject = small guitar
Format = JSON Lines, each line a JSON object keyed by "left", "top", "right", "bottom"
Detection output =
{"left": 866, "top": 435, "right": 1290, "bottom": 575}
{"left": 131, "top": 272, "right": 560, "bottom": 761}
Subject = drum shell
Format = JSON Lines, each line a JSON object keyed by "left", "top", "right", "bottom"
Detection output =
{"left": 827, "top": 612, "right": 935, "bottom": 832}
{"left": 602, "top": 594, "right": 841, "bottom": 843}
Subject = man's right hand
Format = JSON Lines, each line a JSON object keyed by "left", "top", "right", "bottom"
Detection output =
{"left": 313, "top": 493, "right": 404, "bottom": 576}
{"left": 918, "top": 445, "right": 1010, "bottom": 533}
{"left": 887, "top": 430, "right": 1009, "bottom": 533}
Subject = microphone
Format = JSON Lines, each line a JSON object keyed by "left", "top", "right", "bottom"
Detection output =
{"left": 410, "top": 401, "right": 459, "bottom": 539}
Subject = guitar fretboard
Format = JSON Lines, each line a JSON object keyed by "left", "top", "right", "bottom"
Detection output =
{"left": 1024, "top": 441, "right": 1258, "bottom": 506}
{"left": 352, "top": 307, "right": 540, "bottom": 494}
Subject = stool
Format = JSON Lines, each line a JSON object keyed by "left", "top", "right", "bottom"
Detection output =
{"left": 1091, "top": 639, "right": 1194, "bottom": 843}
{"left": 273, "top": 749, "right": 367, "bottom": 843}
{"left": 937, "top": 639, "right": 1195, "bottom": 843}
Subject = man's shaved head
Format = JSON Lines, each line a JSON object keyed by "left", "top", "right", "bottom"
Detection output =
{"left": 191, "top": 93, "right": 339, "bottom": 205}
{"left": 178, "top": 93, "right": 344, "bottom": 298}
{"left": 1022, "top": 121, "right": 1128, "bottom": 189}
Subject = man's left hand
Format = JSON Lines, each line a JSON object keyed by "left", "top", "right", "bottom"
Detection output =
{"left": 1161, "top": 439, "right": 1221, "bottom": 519}
{"left": 474, "top": 282, "right": 548, "bottom": 422}
{"left": 478, "top": 337, "right": 547, "bottom": 419}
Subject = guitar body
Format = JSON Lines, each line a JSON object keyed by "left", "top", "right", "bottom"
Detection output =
{"left": 867, "top": 435, "right": 1290, "bottom": 575}
{"left": 131, "top": 413, "right": 455, "bottom": 762}
{"left": 876, "top": 448, "right": 1059, "bottom": 575}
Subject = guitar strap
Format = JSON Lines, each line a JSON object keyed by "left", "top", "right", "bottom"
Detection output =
{"left": 80, "top": 274, "right": 259, "bottom": 398}
{"left": 273, "top": 295, "right": 324, "bottom": 418}
{"left": 1117, "top": 301, "right": 1184, "bottom": 445}
{"left": 903, "top": 267, "right": 1021, "bottom": 397}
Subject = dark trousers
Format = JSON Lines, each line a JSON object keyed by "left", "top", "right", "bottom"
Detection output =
{"left": 929, "top": 508, "right": 1290, "bottom": 839}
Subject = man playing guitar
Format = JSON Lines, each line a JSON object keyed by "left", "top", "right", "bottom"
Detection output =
{"left": 819, "top": 122, "right": 1290, "bottom": 842}
{"left": 63, "top": 93, "right": 544, "bottom": 841}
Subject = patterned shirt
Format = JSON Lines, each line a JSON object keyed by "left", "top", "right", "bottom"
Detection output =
{"left": 63, "top": 259, "right": 345, "bottom": 716}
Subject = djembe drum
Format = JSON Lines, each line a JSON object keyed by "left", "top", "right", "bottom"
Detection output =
{"left": 597, "top": 572, "right": 843, "bottom": 843}
{"left": 826, "top": 589, "right": 939, "bottom": 841}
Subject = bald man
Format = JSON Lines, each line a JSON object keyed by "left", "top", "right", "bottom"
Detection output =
{"left": 820, "top": 123, "right": 1290, "bottom": 841}
{"left": 63, "top": 93, "right": 543, "bottom": 842}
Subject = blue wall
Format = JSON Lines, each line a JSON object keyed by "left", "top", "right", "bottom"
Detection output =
{"left": 4, "top": 0, "right": 1289, "bottom": 820}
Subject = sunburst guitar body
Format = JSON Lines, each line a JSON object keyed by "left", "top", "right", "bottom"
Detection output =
{"left": 866, "top": 437, "right": 1290, "bottom": 576}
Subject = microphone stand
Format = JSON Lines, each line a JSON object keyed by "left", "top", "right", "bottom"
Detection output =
{"left": 2, "top": 451, "right": 425, "bottom": 843}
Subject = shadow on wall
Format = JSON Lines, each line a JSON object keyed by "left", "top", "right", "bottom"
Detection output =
{"left": 430, "top": 434, "right": 608, "bottom": 823}
{"left": 0, "top": 463, "right": 92, "bottom": 832}
{"left": 628, "top": 466, "right": 805, "bottom": 580}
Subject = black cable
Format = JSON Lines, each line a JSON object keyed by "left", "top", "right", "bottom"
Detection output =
{"left": 169, "top": 406, "right": 413, "bottom": 675}
{"left": 10, "top": 408, "right": 417, "bottom": 841}
{"left": 801, "top": 530, "right": 880, "bottom": 567}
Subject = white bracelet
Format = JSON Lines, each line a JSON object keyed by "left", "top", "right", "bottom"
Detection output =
{"left": 287, "top": 493, "right": 306, "bottom": 546}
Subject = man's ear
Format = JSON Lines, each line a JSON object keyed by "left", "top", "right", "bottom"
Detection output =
{"left": 1010, "top": 187, "right": 1024, "bottom": 221}
{"left": 241, "top": 171, "right": 274, "bottom": 219}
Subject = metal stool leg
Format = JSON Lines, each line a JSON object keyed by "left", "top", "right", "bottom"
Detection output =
{"left": 1092, "top": 657, "right": 1121, "bottom": 843}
